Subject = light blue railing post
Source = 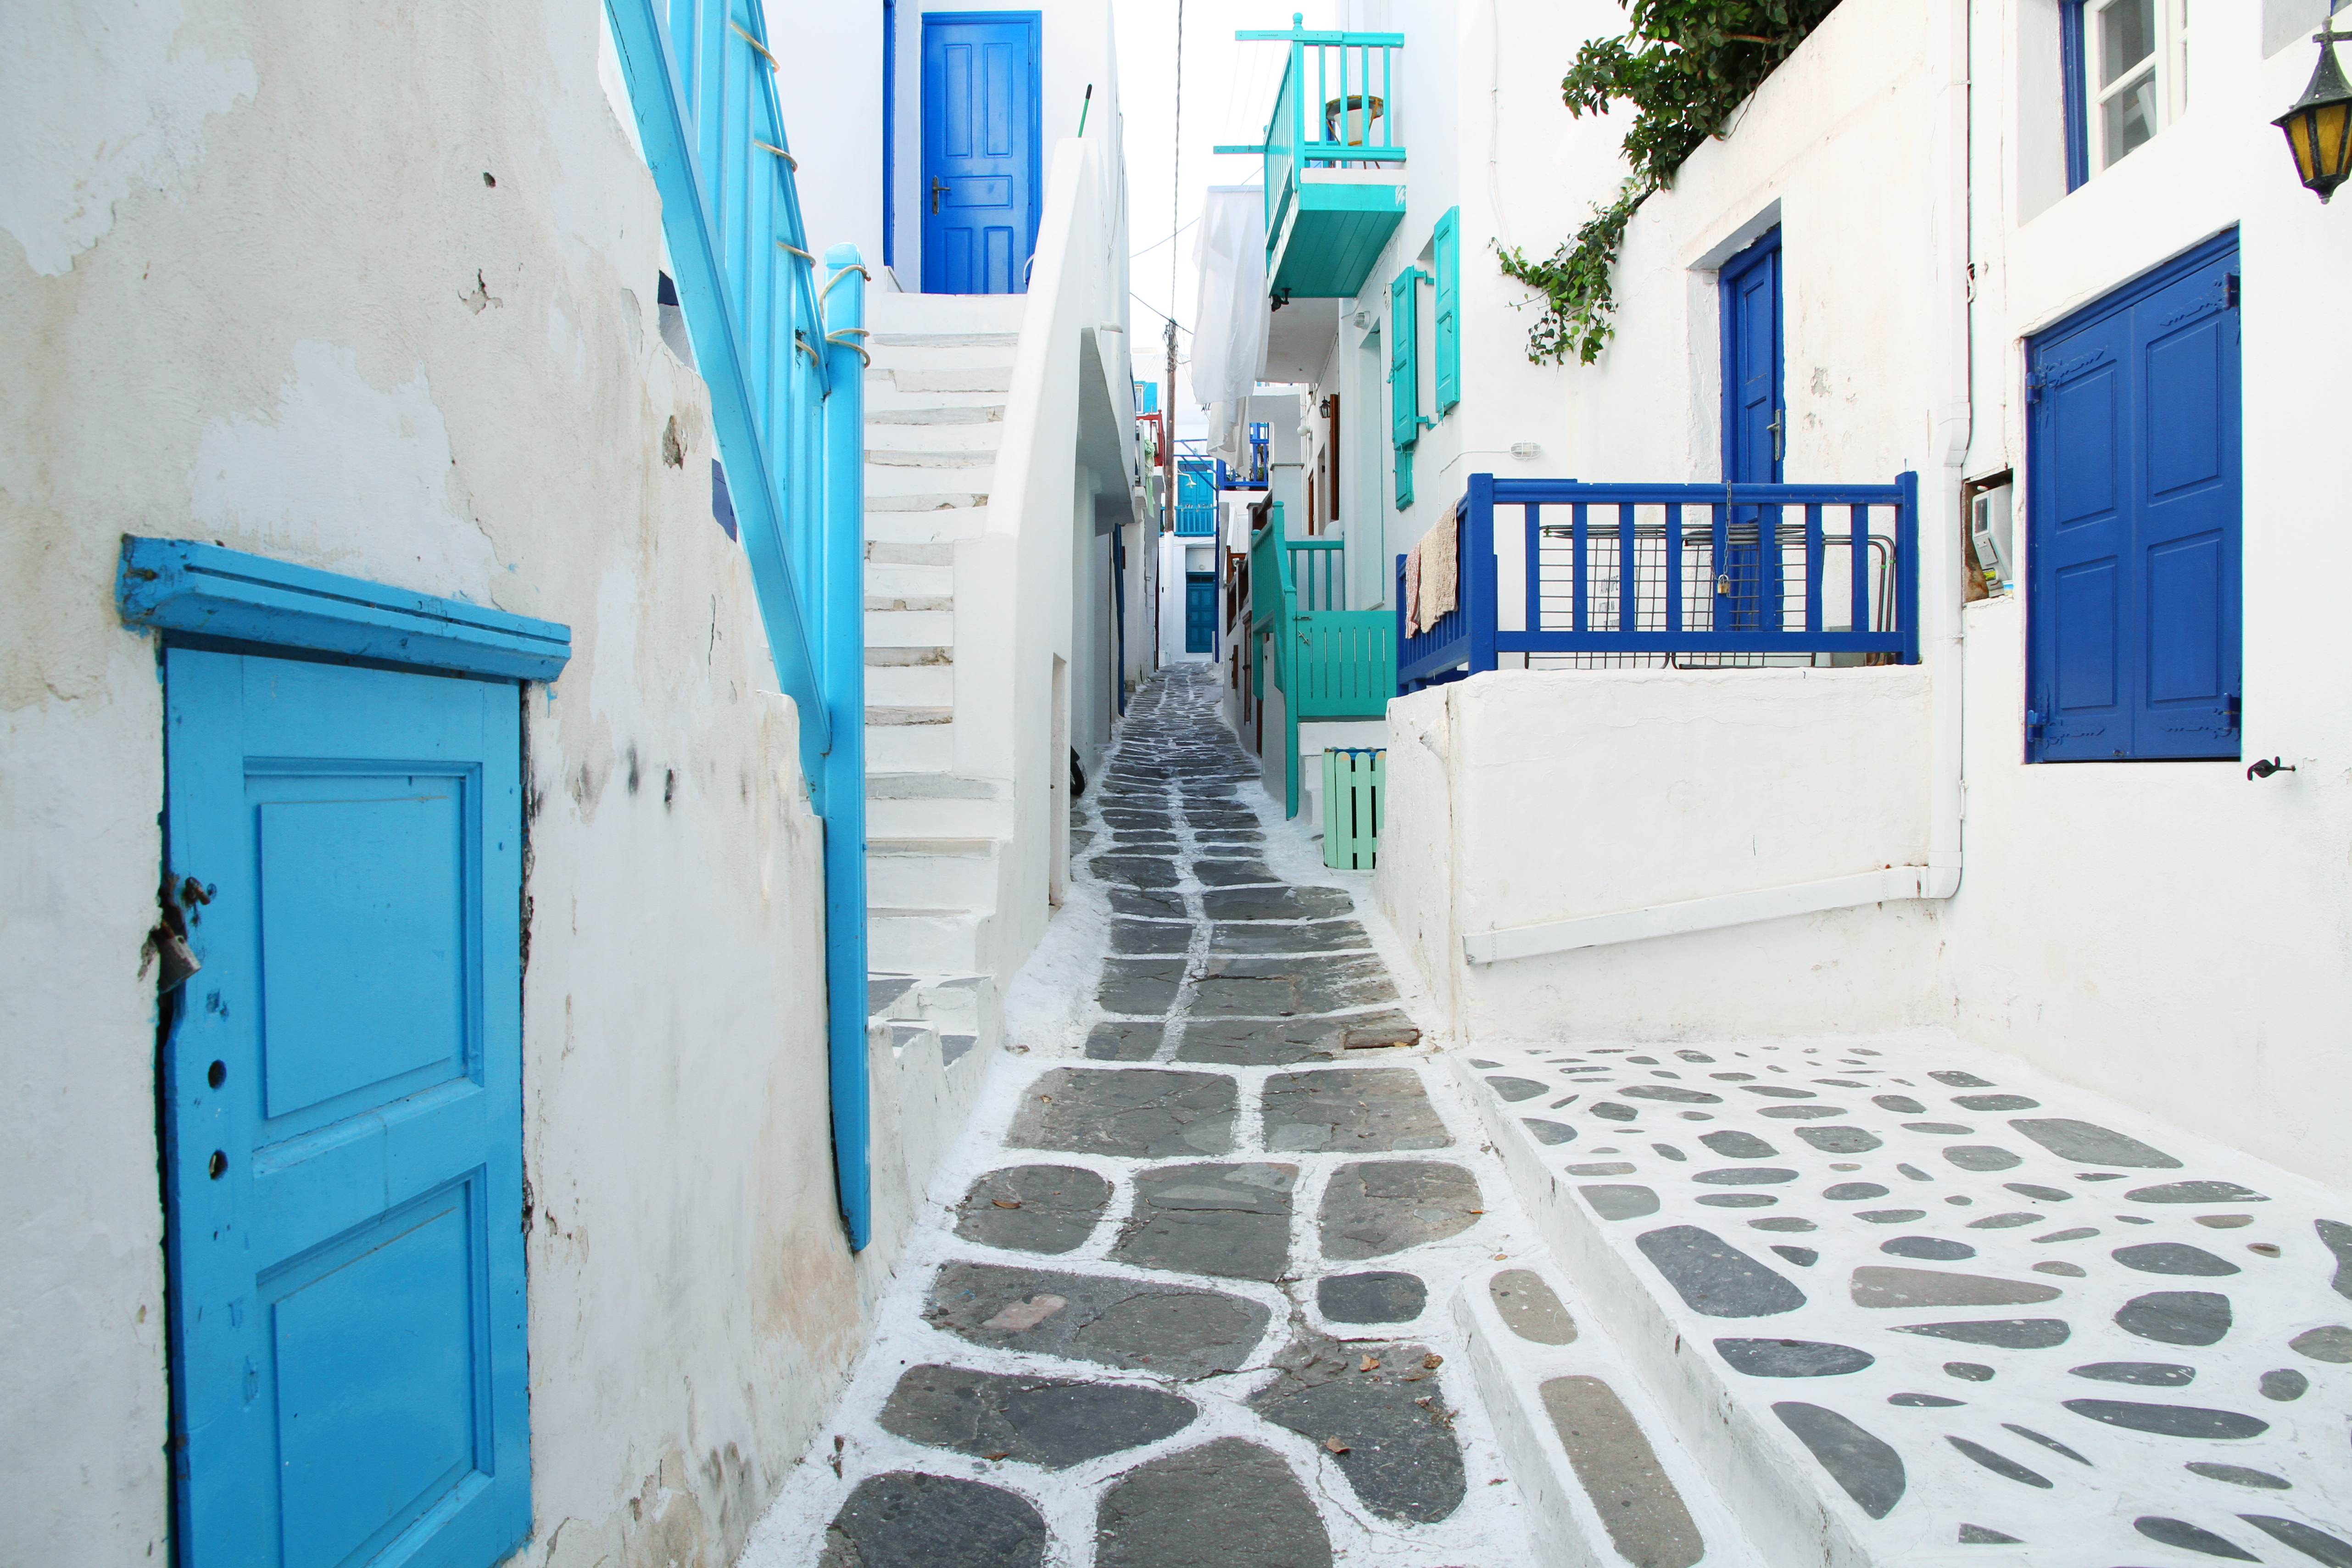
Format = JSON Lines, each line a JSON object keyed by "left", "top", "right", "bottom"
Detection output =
{"left": 605, "top": 0, "right": 876, "bottom": 1250}
{"left": 821, "top": 246, "right": 871, "bottom": 1249}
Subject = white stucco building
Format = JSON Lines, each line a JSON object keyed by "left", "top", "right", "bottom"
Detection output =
{"left": 1192, "top": 0, "right": 2352, "bottom": 1192}
{"left": 0, "top": 1, "right": 1138, "bottom": 1564}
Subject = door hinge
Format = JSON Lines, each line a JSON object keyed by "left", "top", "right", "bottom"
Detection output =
{"left": 2225, "top": 272, "right": 2241, "bottom": 310}
{"left": 2225, "top": 692, "right": 2242, "bottom": 731}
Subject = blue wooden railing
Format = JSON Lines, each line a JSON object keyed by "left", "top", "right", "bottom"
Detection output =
{"left": 1398, "top": 474, "right": 1920, "bottom": 691}
{"left": 605, "top": 0, "right": 872, "bottom": 1247}
{"left": 1224, "top": 17, "right": 1406, "bottom": 269}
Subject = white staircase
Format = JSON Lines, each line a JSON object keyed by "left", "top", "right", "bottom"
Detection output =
{"left": 861, "top": 291, "right": 1024, "bottom": 1055}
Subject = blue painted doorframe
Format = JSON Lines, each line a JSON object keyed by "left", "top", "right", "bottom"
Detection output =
{"left": 119, "top": 538, "right": 569, "bottom": 1568}
{"left": 921, "top": 11, "right": 1043, "bottom": 293}
{"left": 1719, "top": 227, "right": 1785, "bottom": 631}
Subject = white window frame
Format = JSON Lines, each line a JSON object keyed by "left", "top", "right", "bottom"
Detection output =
{"left": 2085, "top": 0, "right": 2190, "bottom": 172}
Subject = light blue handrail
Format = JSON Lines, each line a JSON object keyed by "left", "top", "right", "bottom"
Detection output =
{"left": 604, "top": 0, "right": 872, "bottom": 1248}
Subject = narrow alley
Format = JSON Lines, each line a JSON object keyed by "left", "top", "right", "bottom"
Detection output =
{"left": 748, "top": 667, "right": 1560, "bottom": 1567}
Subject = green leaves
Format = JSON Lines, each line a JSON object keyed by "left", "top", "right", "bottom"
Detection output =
{"left": 1503, "top": 0, "right": 1837, "bottom": 364}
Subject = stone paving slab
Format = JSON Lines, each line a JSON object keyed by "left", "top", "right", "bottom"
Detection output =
{"left": 746, "top": 670, "right": 1546, "bottom": 1568}
{"left": 1461, "top": 1035, "right": 2352, "bottom": 1565}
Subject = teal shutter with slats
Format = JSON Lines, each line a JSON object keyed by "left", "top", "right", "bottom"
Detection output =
{"left": 1390, "top": 264, "right": 1422, "bottom": 510}
{"left": 1389, "top": 266, "right": 1420, "bottom": 447}
{"left": 1433, "top": 208, "right": 1460, "bottom": 414}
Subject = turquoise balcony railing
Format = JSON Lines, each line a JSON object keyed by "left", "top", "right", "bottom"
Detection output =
{"left": 1217, "top": 15, "right": 1408, "bottom": 301}
{"left": 1248, "top": 507, "right": 1396, "bottom": 816}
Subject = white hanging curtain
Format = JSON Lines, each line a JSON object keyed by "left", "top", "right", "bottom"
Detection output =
{"left": 1191, "top": 185, "right": 1270, "bottom": 465}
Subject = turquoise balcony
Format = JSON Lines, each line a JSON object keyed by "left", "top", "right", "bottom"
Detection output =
{"left": 1217, "top": 16, "right": 1407, "bottom": 302}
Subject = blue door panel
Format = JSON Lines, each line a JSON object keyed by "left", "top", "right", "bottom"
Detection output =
{"left": 922, "top": 15, "right": 1039, "bottom": 294}
{"left": 1719, "top": 229, "right": 1783, "bottom": 631}
{"left": 2029, "top": 233, "right": 2240, "bottom": 761}
{"left": 1185, "top": 573, "right": 1216, "bottom": 654}
{"left": 165, "top": 648, "right": 528, "bottom": 1568}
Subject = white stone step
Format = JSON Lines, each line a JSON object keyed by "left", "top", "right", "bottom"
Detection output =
{"left": 1456, "top": 1034, "right": 2352, "bottom": 1568}
{"left": 865, "top": 644, "right": 952, "bottom": 669}
{"left": 1454, "top": 1261, "right": 1765, "bottom": 1568}
{"left": 866, "top": 836, "right": 999, "bottom": 908}
{"left": 867, "top": 460, "right": 994, "bottom": 502}
{"left": 868, "top": 295, "right": 1026, "bottom": 335}
{"left": 866, "top": 340, "right": 1021, "bottom": 374}
{"left": 875, "top": 366, "right": 1014, "bottom": 395}
{"left": 865, "top": 403, "right": 1007, "bottom": 427}
{"left": 865, "top": 773, "right": 1010, "bottom": 836}
{"left": 865, "top": 723, "right": 954, "bottom": 772}
{"left": 864, "top": 380, "right": 1018, "bottom": 415}
{"left": 869, "top": 907, "right": 987, "bottom": 974}
{"left": 864, "top": 504, "right": 989, "bottom": 545}
{"left": 864, "top": 418, "right": 1005, "bottom": 455}
{"left": 864, "top": 661, "right": 953, "bottom": 708}
{"left": 865, "top": 608, "right": 954, "bottom": 647}
{"left": 867, "top": 540, "right": 954, "bottom": 567}
{"left": 866, "top": 793, "right": 1009, "bottom": 837}
{"left": 867, "top": 560, "right": 953, "bottom": 599}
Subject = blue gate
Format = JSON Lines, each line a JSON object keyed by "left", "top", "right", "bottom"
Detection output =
{"left": 921, "top": 12, "right": 1042, "bottom": 293}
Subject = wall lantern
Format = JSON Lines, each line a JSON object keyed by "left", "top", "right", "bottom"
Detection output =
{"left": 2274, "top": 21, "right": 2352, "bottom": 202}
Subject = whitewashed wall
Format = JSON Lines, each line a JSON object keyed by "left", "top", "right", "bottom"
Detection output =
{"left": 1380, "top": 671, "right": 1942, "bottom": 1038}
{"left": 1354, "top": 0, "right": 2352, "bottom": 1193}
{"left": 954, "top": 126, "right": 1136, "bottom": 975}
{"left": 0, "top": 3, "right": 935, "bottom": 1563}
{"left": 1939, "top": 0, "right": 2352, "bottom": 1189}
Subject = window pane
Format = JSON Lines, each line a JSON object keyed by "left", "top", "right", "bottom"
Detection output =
{"left": 2098, "top": 0, "right": 2155, "bottom": 88}
{"left": 2102, "top": 69, "right": 2158, "bottom": 165}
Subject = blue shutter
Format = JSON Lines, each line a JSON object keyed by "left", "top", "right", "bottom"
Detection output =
{"left": 1433, "top": 207, "right": 1461, "bottom": 414}
{"left": 2029, "top": 233, "right": 2239, "bottom": 762}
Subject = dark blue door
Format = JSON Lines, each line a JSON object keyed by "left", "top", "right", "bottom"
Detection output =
{"left": 921, "top": 13, "right": 1041, "bottom": 294}
{"left": 163, "top": 650, "right": 529, "bottom": 1567}
{"left": 1185, "top": 572, "right": 1217, "bottom": 653}
{"left": 1719, "top": 229, "right": 1784, "bottom": 631}
{"left": 2029, "top": 234, "right": 2241, "bottom": 761}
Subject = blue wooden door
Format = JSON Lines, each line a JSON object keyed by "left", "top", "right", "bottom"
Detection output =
{"left": 2029, "top": 234, "right": 2241, "bottom": 761}
{"left": 1719, "top": 229, "right": 1784, "bottom": 631}
{"left": 921, "top": 13, "right": 1040, "bottom": 294}
{"left": 1185, "top": 572, "right": 1217, "bottom": 653}
{"left": 163, "top": 649, "right": 529, "bottom": 1568}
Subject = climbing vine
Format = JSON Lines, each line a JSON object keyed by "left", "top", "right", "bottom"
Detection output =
{"left": 1497, "top": 0, "right": 1840, "bottom": 365}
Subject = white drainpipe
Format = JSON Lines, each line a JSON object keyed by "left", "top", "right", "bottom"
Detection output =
{"left": 1465, "top": 0, "right": 1971, "bottom": 969}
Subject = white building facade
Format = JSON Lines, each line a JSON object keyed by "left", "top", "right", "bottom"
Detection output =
{"left": 1195, "top": 0, "right": 2352, "bottom": 1190}
{"left": 0, "top": 1, "right": 1137, "bottom": 1564}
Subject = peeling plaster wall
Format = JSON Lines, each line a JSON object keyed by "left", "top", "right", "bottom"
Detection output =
{"left": 0, "top": 3, "right": 906, "bottom": 1564}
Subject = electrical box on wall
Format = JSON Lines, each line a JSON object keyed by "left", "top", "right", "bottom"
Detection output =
{"left": 1970, "top": 481, "right": 2014, "bottom": 594}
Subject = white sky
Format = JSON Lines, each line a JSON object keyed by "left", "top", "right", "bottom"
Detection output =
{"left": 1115, "top": 0, "right": 1338, "bottom": 435}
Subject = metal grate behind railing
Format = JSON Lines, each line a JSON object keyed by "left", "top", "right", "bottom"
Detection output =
{"left": 1529, "top": 514, "right": 1895, "bottom": 670}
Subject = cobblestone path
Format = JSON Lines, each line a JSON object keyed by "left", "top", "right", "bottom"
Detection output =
{"left": 750, "top": 666, "right": 1541, "bottom": 1567}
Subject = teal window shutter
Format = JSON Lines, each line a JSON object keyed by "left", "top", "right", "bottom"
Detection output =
{"left": 1395, "top": 442, "right": 1415, "bottom": 510}
{"left": 1388, "top": 265, "right": 1420, "bottom": 450}
{"left": 1433, "top": 207, "right": 1460, "bottom": 414}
